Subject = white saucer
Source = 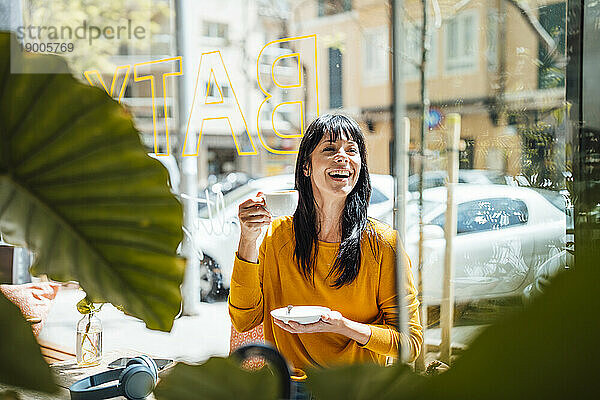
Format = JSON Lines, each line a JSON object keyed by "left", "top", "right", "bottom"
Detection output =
{"left": 270, "top": 306, "right": 330, "bottom": 325}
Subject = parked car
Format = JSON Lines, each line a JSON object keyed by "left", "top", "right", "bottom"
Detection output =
{"left": 195, "top": 173, "right": 395, "bottom": 300}
{"left": 405, "top": 184, "right": 567, "bottom": 304}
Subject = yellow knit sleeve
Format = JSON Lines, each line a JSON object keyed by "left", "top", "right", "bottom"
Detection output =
{"left": 360, "top": 231, "right": 423, "bottom": 362}
{"left": 228, "top": 240, "right": 265, "bottom": 333}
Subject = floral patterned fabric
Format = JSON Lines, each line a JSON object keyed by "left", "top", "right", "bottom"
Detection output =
{"left": 229, "top": 323, "right": 265, "bottom": 370}
{"left": 0, "top": 282, "right": 59, "bottom": 336}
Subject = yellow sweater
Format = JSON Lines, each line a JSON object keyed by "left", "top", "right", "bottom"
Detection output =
{"left": 228, "top": 216, "right": 422, "bottom": 371}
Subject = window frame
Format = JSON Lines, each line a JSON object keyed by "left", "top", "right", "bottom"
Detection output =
{"left": 443, "top": 9, "right": 480, "bottom": 75}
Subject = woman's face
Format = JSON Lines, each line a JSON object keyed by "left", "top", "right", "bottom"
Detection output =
{"left": 306, "top": 132, "right": 362, "bottom": 203}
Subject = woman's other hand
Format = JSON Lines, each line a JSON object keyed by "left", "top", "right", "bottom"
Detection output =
{"left": 237, "top": 192, "right": 271, "bottom": 263}
{"left": 273, "top": 310, "right": 371, "bottom": 345}
{"left": 274, "top": 310, "right": 345, "bottom": 334}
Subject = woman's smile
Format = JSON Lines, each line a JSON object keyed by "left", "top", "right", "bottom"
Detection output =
{"left": 326, "top": 168, "right": 353, "bottom": 185}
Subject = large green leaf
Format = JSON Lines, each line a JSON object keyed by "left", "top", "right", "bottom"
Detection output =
{"left": 0, "top": 294, "right": 57, "bottom": 393}
{"left": 0, "top": 31, "right": 184, "bottom": 331}
{"left": 306, "top": 363, "right": 423, "bottom": 400}
{"left": 154, "top": 357, "right": 279, "bottom": 400}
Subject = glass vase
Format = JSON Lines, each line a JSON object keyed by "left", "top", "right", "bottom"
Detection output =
{"left": 76, "top": 312, "right": 102, "bottom": 367}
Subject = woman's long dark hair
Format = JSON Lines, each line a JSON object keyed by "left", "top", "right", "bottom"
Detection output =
{"left": 293, "top": 114, "right": 378, "bottom": 288}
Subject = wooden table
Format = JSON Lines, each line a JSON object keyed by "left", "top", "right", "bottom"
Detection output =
{"left": 1, "top": 350, "right": 170, "bottom": 399}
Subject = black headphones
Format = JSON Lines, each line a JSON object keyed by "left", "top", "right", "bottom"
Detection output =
{"left": 69, "top": 355, "right": 158, "bottom": 400}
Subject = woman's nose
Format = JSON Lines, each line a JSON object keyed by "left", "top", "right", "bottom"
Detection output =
{"left": 334, "top": 150, "right": 349, "bottom": 162}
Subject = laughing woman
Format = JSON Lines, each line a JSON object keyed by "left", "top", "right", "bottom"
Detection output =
{"left": 229, "top": 114, "right": 422, "bottom": 376}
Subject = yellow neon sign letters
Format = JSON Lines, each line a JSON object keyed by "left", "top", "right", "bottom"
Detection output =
{"left": 84, "top": 35, "right": 319, "bottom": 156}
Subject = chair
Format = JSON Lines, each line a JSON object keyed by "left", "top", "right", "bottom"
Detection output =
{"left": 229, "top": 323, "right": 265, "bottom": 370}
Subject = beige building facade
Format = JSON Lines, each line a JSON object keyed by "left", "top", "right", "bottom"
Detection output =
{"left": 290, "top": 0, "right": 566, "bottom": 177}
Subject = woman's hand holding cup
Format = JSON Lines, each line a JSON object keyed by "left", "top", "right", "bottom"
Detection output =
{"left": 238, "top": 192, "right": 272, "bottom": 252}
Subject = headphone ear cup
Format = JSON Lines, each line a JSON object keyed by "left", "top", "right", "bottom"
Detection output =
{"left": 120, "top": 365, "right": 155, "bottom": 400}
{"left": 126, "top": 357, "right": 157, "bottom": 380}
{"left": 136, "top": 355, "right": 158, "bottom": 383}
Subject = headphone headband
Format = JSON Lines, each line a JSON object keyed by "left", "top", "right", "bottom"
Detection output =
{"left": 69, "top": 357, "right": 158, "bottom": 400}
{"left": 69, "top": 369, "right": 123, "bottom": 400}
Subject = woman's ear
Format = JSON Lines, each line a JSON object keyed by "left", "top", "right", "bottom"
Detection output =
{"left": 303, "top": 164, "right": 311, "bottom": 177}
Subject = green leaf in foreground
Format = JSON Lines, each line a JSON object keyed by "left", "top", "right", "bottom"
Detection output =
{"left": 412, "top": 254, "right": 600, "bottom": 400}
{"left": 155, "top": 357, "right": 279, "bottom": 400}
{"left": 0, "top": 389, "right": 20, "bottom": 400}
{"left": 306, "top": 362, "right": 424, "bottom": 400}
{"left": 0, "top": 294, "right": 57, "bottom": 393}
{"left": 0, "top": 31, "right": 185, "bottom": 331}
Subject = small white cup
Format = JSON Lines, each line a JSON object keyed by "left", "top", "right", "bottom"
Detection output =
{"left": 263, "top": 190, "right": 299, "bottom": 217}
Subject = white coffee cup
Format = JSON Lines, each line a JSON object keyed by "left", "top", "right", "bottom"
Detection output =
{"left": 263, "top": 190, "right": 299, "bottom": 217}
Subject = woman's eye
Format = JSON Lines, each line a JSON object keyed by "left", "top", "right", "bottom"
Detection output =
{"left": 347, "top": 148, "right": 358, "bottom": 153}
{"left": 323, "top": 147, "right": 335, "bottom": 152}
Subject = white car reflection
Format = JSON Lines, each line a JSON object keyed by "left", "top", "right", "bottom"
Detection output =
{"left": 196, "top": 176, "right": 566, "bottom": 304}
{"left": 406, "top": 185, "right": 566, "bottom": 304}
{"left": 195, "top": 173, "right": 394, "bottom": 301}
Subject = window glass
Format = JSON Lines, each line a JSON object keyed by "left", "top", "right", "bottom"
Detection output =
{"left": 10, "top": 0, "right": 570, "bottom": 374}
{"left": 203, "top": 21, "right": 228, "bottom": 40}
{"left": 486, "top": 9, "right": 499, "bottom": 72}
{"left": 328, "top": 47, "right": 343, "bottom": 108}
{"left": 199, "top": 184, "right": 262, "bottom": 218}
{"left": 538, "top": 2, "right": 566, "bottom": 89}
{"left": 362, "top": 26, "right": 388, "bottom": 85}
{"left": 318, "top": 0, "right": 352, "bottom": 17}
{"left": 205, "top": 82, "right": 230, "bottom": 101}
{"left": 445, "top": 10, "right": 478, "bottom": 73}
